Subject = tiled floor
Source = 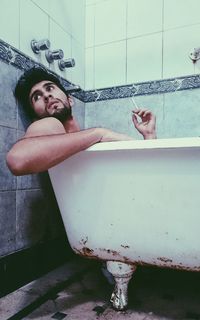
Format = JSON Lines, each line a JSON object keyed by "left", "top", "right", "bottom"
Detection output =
{"left": 24, "top": 263, "right": 200, "bottom": 320}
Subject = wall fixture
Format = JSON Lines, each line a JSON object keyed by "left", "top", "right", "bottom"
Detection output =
{"left": 189, "top": 47, "right": 200, "bottom": 62}
{"left": 58, "top": 58, "right": 75, "bottom": 71}
{"left": 31, "top": 39, "right": 50, "bottom": 54}
{"left": 45, "top": 49, "right": 64, "bottom": 63}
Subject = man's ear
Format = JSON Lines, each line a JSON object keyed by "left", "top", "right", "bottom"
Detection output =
{"left": 67, "top": 95, "right": 74, "bottom": 107}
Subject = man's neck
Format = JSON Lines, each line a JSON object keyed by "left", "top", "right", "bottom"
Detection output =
{"left": 63, "top": 117, "right": 81, "bottom": 133}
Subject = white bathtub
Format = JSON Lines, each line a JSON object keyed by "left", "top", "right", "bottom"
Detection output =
{"left": 49, "top": 137, "right": 200, "bottom": 310}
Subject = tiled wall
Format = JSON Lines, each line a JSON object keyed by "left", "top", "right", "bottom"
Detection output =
{"left": 0, "top": 58, "right": 85, "bottom": 259}
{"left": 85, "top": 88, "right": 200, "bottom": 139}
{"left": 0, "top": 61, "right": 59, "bottom": 257}
{"left": 85, "top": 0, "right": 200, "bottom": 90}
{"left": 0, "top": 0, "right": 85, "bottom": 88}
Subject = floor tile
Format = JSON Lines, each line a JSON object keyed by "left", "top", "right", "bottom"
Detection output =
{"left": 13, "top": 263, "right": 200, "bottom": 319}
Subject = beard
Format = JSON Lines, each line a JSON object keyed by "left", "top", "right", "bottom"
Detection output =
{"left": 50, "top": 104, "right": 72, "bottom": 122}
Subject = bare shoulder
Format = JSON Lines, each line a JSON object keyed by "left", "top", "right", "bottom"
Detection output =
{"left": 24, "top": 118, "right": 66, "bottom": 138}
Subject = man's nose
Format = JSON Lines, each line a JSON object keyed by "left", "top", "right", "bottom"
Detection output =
{"left": 44, "top": 92, "right": 52, "bottom": 101}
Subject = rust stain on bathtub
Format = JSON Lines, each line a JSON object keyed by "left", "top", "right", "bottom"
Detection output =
{"left": 79, "top": 236, "right": 88, "bottom": 245}
{"left": 73, "top": 247, "right": 101, "bottom": 260}
{"left": 82, "top": 247, "right": 93, "bottom": 255}
{"left": 99, "top": 248, "right": 119, "bottom": 256}
{"left": 121, "top": 245, "right": 130, "bottom": 249}
{"left": 76, "top": 246, "right": 95, "bottom": 257}
{"left": 74, "top": 246, "right": 121, "bottom": 259}
{"left": 73, "top": 247, "right": 200, "bottom": 272}
{"left": 121, "top": 256, "right": 200, "bottom": 272}
{"left": 157, "top": 257, "right": 173, "bottom": 263}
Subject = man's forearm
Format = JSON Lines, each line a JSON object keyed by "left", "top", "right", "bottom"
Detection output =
{"left": 7, "top": 127, "right": 137, "bottom": 175}
{"left": 6, "top": 128, "right": 103, "bottom": 175}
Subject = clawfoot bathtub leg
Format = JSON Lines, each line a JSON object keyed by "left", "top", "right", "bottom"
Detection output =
{"left": 106, "top": 261, "right": 136, "bottom": 311}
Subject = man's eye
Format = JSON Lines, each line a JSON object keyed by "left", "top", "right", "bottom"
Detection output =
{"left": 33, "top": 93, "right": 41, "bottom": 102}
{"left": 46, "top": 85, "right": 54, "bottom": 91}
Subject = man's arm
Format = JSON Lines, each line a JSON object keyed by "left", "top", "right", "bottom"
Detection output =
{"left": 6, "top": 117, "right": 134, "bottom": 176}
{"left": 7, "top": 108, "right": 157, "bottom": 176}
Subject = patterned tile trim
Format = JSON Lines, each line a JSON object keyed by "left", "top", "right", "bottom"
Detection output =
{"left": 84, "top": 75, "right": 200, "bottom": 102}
{"left": 1, "top": 39, "right": 200, "bottom": 103}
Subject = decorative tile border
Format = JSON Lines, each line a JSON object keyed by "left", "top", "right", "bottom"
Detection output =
{"left": 1, "top": 39, "right": 200, "bottom": 103}
{"left": 84, "top": 75, "right": 200, "bottom": 102}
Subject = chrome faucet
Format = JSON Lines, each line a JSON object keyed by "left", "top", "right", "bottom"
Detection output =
{"left": 45, "top": 49, "right": 64, "bottom": 63}
{"left": 189, "top": 47, "right": 200, "bottom": 62}
{"left": 58, "top": 58, "right": 75, "bottom": 71}
{"left": 31, "top": 39, "right": 50, "bottom": 54}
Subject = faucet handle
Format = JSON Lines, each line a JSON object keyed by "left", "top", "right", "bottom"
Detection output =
{"left": 31, "top": 39, "right": 50, "bottom": 54}
{"left": 45, "top": 49, "right": 64, "bottom": 63}
{"left": 59, "top": 58, "right": 75, "bottom": 71}
{"left": 189, "top": 47, "right": 200, "bottom": 62}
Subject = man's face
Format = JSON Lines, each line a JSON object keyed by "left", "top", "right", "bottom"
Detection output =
{"left": 29, "top": 80, "right": 72, "bottom": 121}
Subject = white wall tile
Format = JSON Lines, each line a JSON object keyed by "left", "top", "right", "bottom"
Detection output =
{"left": 31, "top": 0, "right": 50, "bottom": 14}
{"left": 20, "top": 0, "right": 49, "bottom": 65}
{"left": 127, "top": 0, "right": 163, "bottom": 38}
{"left": 84, "top": 0, "right": 200, "bottom": 88}
{"left": 48, "top": 1, "right": 85, "bottom": 86}
{"left": 95, "top": 0, "right": 126, "bottom": 45}
{"left": 49, "top": 19, "right": 72, "bottom": 78}
{"left": 48, "top": 0, "right": 71, "bottom": 34}
{"left": 127, "top": 33, "right": 162, "bottom": 84}
{"left": 86, "top": 0, "right": 97, "bottom": 4}
{"left": 71, "top": 39, "right": 85, "bottom": 88}
{"left": 163, "top": 25, "right": 200, "bottom": 79}
{"left": 86, "top": 0, "right": 105, "bottom": 5}
{"left": 164, "top": 0, "right": 200, "bottom": 30}
{"left": 32, "top": 0, "right": 85, "bottom": 45}
{"left": 85, "top": 48, "right": 94, "bottom": 89}
{"left": 95, "top": 41, "right": 126, "bottom": 88}
{"left": 85, "top": 4, "right": 95, "bottom": 48}
{"left": 49, "top": 0, "right": 85, "bottom": 45}
{"left": 0, "top": 0, "right": 20, "bottom": 48}
{"left": 66, "top": 0, "right": 85, "bottom": 45}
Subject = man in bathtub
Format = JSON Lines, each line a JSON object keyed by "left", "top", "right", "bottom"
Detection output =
{"left": 6, "top": 66, "right": 157, "bottom": 175}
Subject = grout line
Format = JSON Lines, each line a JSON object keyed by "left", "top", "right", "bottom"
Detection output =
{"left": 93, "top": 1, "right": 96, "bottom": 90}
{"left": 162, "top": 0, "right": 164, "bottom": 79}
{"left": 18, "top": 0, "right": 21, "bottom": 50}
{"left": 125, "top": 0, "right": 128, "bottom": 85}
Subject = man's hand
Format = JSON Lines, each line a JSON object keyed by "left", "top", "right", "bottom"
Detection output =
{"left": 132, "top": 108, "right": 156, "bottom": 139}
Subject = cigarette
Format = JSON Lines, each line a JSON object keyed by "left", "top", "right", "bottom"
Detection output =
{"left": 131, "top": 97, "right": 141, "bottom": 121}
{"left": 131, "top": 97, "right": 139, "bottom": 109}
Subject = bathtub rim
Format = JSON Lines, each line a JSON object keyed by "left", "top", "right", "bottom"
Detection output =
{"left": 86, "top": 137, "right": 200, "bottom": 152}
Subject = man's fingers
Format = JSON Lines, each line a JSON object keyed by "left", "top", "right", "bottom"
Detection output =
{"left": 132, "top": 114, "right": 139, "bottom": 127}
{"left": 133, "top": 108, "right": 151, "bottom": 117}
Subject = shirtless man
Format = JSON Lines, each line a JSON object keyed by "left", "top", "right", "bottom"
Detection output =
{"left": 6, "top": 67, "right": 156, "bottom": 175}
